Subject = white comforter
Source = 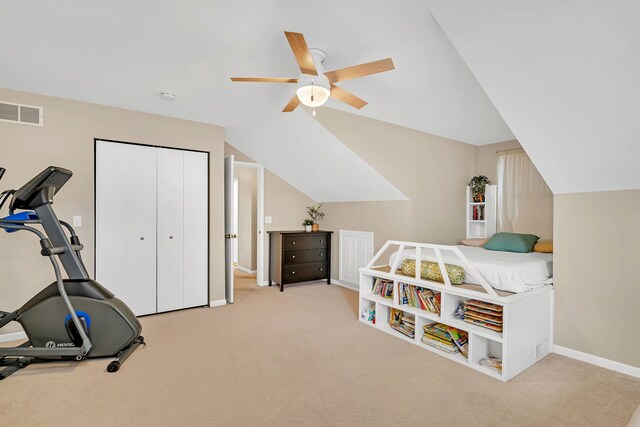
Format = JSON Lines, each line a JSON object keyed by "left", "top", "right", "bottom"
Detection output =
{"left": 389, "top": 245, "right": 553, "bottom": 294}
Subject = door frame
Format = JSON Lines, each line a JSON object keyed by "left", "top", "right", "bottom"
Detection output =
{"left": 94, "top": 138, "right": 211, "bottom": 311}
{"left": 233, "top": 160, "right": 265, "bottom": 286}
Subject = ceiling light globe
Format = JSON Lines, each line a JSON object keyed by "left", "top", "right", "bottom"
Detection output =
{"left": 296, "top": 85, "right": 330, "bottom": 108}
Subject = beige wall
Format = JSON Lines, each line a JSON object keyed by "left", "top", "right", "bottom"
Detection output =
{"left": 224, "top": 143, "right": 315, "bottom": 281}
{"left": 0, "top": 88, "right": 225, "bottom": 333}
{"left": 314, "top": 108, "right": 478, "bottom": 280}
{"left": 235, "top": 167, "right": 257, "bottom": 271}
{"left": 554, "top": 189, "right": 640, "bottom": 368}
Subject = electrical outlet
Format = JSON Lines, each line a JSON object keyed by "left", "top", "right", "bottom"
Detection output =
{"left": 265, "top": 216, "right": 272, "bottom": 224}
{"left": 73, "top": 216, "right": 82, "bottom": 227}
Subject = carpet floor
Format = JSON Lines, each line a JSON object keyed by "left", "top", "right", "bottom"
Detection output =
{"left": 1, "top": 270, "right": 639, "bottom": 426}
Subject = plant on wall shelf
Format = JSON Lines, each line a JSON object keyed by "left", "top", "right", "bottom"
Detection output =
{"left": 468, "top": 175, "right": 491, "bottom": 202}
{"left": 306, "top": 204, "right": 325, "bottom": 232}
{"left": 302, "top": 219, "right": 314, "bottom": 232}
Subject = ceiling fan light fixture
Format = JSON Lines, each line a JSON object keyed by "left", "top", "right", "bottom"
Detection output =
{"left": 296, "top": 84, "right": 330, "bottom": 108}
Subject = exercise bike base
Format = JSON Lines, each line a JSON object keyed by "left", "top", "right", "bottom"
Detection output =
{"left": 106, "top": 336, "right": 145, "bottom": 374}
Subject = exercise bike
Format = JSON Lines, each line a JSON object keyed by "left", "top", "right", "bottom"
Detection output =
{"left": 0, "top": 166, "right": 144, "bottom": 380}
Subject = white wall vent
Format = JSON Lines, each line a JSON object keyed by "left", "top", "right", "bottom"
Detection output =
{"left": 0, "top": 101, "right": 43, "bottom": 126}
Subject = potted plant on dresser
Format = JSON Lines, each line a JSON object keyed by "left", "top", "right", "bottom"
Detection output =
{"left": 468, "top": 175, "right": 492, "bottom": 202}
{"left": 302, "top": 219, "right": 314, "bottom": 232}
{"left": 306, "top": 204, "right": 325, "bottom": 232}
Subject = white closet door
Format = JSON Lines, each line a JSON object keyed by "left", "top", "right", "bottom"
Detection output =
{"left": 183, "top": 151, "right": 208, "bottom": 308}
{"left": 96, "top": 141, "right": 157, "bottom": 316}
{"left": 157, "top": 148, "right": 185, "bottom": 312}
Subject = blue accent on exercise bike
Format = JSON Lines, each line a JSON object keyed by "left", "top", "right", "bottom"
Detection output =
{"left": 2, "top": 211, "right": 38, "bottom": 233}
{"left": 64, "top": 311, "right": 91, "bottom": 330}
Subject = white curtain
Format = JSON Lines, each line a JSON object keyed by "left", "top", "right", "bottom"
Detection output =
{"left": 497, "top": 149, "right": 554, "bottom": 239}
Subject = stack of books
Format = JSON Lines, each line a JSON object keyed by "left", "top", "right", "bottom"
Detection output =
{"left": 398, "top": 283, "right": 441, "bottom": 314}
{"left": 479, "top": 355, "right": 502, "bottom": 374}
{"left": 463, "top": 300, "right": 503, "bottom": 332}
{"left": 389, "top": 309, "right": 415, "bottom": 338}
{"left": 421, "top": 323, "right": 469, "bottom": 357}
{"left": 372, "top": 278, "right": 394, "bottom": 299}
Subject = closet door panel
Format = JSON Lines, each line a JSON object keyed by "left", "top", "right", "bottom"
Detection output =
{"left": 96, "top": 141, "right": 157, "bottom": 316}
{"left": 183, "top": 151, "right": 209, "bottom": 308}
{"left": 157, "top": 148, "right": 185, "bottom": 312}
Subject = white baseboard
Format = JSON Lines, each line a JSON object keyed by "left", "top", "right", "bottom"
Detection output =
{"left": 209, "top": 299, "right": 227, "bottom": 308}
{"left": 331, "top": 279, "right": 358, "bottom": 292}
{"left": 0, "top": 331, "right": 27, "bottom": 344}
{"left": 235, "top": 266, "right": 257, "bottom": 275}
{"left": 554, "top": 345, "right": 640, "bottom": 378}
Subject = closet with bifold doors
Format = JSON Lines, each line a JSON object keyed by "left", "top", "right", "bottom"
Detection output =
{"left": 95, "top": 139, "right": 209, "bottom": 316}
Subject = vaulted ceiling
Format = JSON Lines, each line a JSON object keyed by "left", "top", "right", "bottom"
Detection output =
{"left": 0, "top": 0, "right": 515, "bottom": 202}
{"left": 432, "top": 0, "right": 640, "bottom": 194}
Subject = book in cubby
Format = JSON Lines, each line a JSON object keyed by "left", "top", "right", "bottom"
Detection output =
{"left": 372, "top": 277, "right": 394, "bottom": 299}
{"left": 462, "top": 299, "right": 503, "bottom": 332}
{"left": 389, "top": 308, "right": 415, "bottom": 339}
{"left": 398, "top": 282, "right": 441, "bottom": 314}
{"left": 421, "top": 322, "right": 468, "bottom": 357}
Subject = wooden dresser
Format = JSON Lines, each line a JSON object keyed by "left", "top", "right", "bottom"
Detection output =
{"left": 268, "top": 230, "right": 333, "bottom": 292}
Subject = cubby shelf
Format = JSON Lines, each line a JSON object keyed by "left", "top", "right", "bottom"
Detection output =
{"left": 359, "top": 267, "right": 554, "bottom": 382}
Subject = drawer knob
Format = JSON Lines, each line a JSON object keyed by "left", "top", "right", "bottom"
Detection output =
{"left": 140, "top": 237, "right": 144, "bottom": 241}
{"left": 169, "top": 236, "right": 174, "bottom": 239}
{"left": 319, "top": 253, "right": 323, "bottom": 256}
{"left": 292, "top": 271, "right": 295, "bottom": 274}
{"left": 292, "top": 241, "right": 296, "bottom": 245}
{"left": 292, "top": 255, "right": 296, "bottom": 259}
{"left": 320, "top": 240, "right": 323, "bottom": 243}
{"left": 319, "top": 268, "right": 323, "bottom": 271}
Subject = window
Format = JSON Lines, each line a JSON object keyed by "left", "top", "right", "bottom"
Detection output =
{"left": 497, "top": 149, "right": 553, "bottom": 239}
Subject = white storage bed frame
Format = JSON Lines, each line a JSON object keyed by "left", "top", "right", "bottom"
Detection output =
{"left": 359, "top": 240, "right": 554, "bottom": 381}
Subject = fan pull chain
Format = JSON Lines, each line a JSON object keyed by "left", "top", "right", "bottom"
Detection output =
{"left": 311, "top": 80, "right": 314, "bottom": 102}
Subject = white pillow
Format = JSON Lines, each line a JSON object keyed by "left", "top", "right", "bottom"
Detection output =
{"left": 460, "top": 238, "right": 489, "bottom": 247}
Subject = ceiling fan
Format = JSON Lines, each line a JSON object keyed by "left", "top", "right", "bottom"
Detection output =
{"left": 230, "top": 31, "right": 395, "bottom": 113}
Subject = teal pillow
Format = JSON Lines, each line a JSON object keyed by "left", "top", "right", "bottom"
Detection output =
{"left": 483, "top": 232, "right": 540, "bottom": 253}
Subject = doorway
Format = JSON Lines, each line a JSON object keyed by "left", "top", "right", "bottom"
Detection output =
{"left": 224, "top": 156, "right": 265, "bottom": 304}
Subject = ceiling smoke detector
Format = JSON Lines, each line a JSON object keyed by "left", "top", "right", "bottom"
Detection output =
{"left": 160, "top": 91, "right": 176, "bottom": 101}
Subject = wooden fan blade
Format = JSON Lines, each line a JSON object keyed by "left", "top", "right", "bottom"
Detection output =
{"left": 324, "top": 58, "right": 395, "bottom": 83}
{"left": 330, "top": 84, "right": 368, "bottom": 109}
{"left": 230, "top": 77, "right": 298, "bottom": 83}
{"left": 284, "top": 31, "right": 318, "bottom": 76}
{"left": 331, "top": 84, "right": 367, "bottom": 110}
{"left": 282, "top": 94, "right": 301, "bottom": 112}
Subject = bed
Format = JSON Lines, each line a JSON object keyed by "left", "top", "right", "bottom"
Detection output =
{"left": 389, "top": 245, "right": 553, "bottom": 294}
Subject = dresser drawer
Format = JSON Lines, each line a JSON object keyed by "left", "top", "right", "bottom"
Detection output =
{"left": 283, "top": 235, "right": 328, "bottom": 250}
{"left": 282, "top": 262, "right": 328, "bottom": 284}
{"left": 284, "top": 249, "right": 328, "bottom": 264}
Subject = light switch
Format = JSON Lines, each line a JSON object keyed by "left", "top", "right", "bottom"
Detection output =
{"left": 73, "top": 216, "right": 82, "bottom": 227}
{"left": 265, "top": 216, "right": 272, "bottom": 224}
